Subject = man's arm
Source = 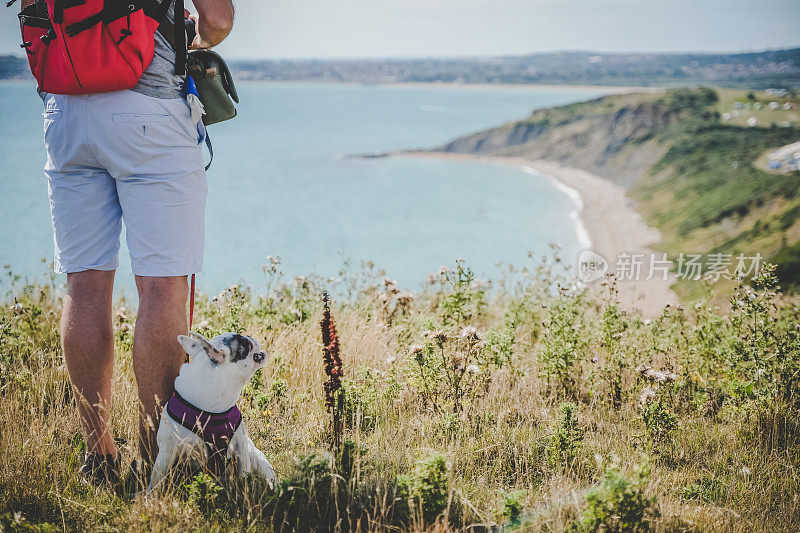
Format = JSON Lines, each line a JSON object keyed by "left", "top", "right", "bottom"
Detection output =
{"left": 189, "top": 0, "right": 234, "bottom": 49}
{"left": 20, "top": 0, "right": 35, "bottom": 10}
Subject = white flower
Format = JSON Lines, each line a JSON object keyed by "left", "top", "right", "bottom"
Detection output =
{"left": 408, "top": 344, "right": 425, "bottom": 356}
{"left": 459, "top": 325, "right": 481, "bottom": 342}
{"left": 465, "top": 364, "right": 481, "bottom": 375}
{"left": 422, "top": 330, "right": 447, "bottom": 343}
{"left": 639, "top": 387, "right": 657, "bottom": 406}
{"left": 397, "top": 291, "right": 414, "bottom": 302}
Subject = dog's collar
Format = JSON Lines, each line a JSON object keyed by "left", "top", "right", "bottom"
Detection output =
{"left": 166, "top": 390, "right": 242, "bottom": 468}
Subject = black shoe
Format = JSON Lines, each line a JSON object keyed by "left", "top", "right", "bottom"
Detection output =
{"left": 78, "top": 452, "right": 120, "bottom": 487}
{"left": 123, "top": 459, "right": 152, "bottom": 499}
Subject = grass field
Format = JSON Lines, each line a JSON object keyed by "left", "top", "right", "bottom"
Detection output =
{"left": 715, "top": 89, "right": 799, "bottom": 129}
{"left": 1, "top": 256, "right": 799, "bottom": 532}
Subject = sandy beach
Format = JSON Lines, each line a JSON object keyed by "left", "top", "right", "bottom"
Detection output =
{"left": 400, "top": 152, "right": 679, "bottom": 317}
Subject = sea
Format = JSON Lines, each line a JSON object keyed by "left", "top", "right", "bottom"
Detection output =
{"left": 0, "top": 81, "right": 606, "bottom": 297}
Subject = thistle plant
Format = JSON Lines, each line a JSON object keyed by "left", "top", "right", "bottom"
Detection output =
{"left": 321, "top": 292, "right": 344, "bottom": 451}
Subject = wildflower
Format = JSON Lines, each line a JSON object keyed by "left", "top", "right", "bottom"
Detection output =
{"left": 741, "top": 466, "right": 752, "bottom": 476}
{"left": 386, "top": 356, "right": 397, "bottom": 364}
{"left": 449, "top": 352, "right": 465, "bottom": 370}
{"left": 197, "top": 319, "right": 210, "bottom": 329}
{"left": 465, "top": 364, "right": 481, "bottom": 375}
{"left": 439, "top": 266, "right": 449, "bottom": 276}
{"left": 321, "top": 292, "right": 344, "bottom": 449}
{"left": 423, "top": 329, "right": 448, "bottom": 344}
{"left": 11, "top": 302, "right": 23, "bottom": 313}
{"left": 409, "top": 344, "right": 426, "bottom": 363}
{"left": 294, "top": 276, "right": 307, "bottom": 288}
{"left": 396, "top": 291, "right": 414, "bottom": 305}
{"left": 459, "top": 325, "right": 481, "bottom": 342}
{"left": 636, "top": 364, "right": 678, "bottom": 383}
{"left": 591, "top": 356, "right": 598, "bottom": 363}
{"left": 643, "top": 319, "right": 652, "bottom": 326}
{"left": 267, "top": 255, "right": 280, "bottom": 266}
{"left": 639, "top": 387, "right": 657, "bottom": 407}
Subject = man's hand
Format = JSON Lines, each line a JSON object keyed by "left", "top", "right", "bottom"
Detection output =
{"left": 188, "top": 0, "right": 234, "bottom": 49}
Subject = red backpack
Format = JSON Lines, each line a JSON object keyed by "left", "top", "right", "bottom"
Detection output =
{"left": 16, "top": 0, "right": 185, "bottom": 94}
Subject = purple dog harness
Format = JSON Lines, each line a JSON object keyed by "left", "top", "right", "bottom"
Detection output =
{"left": 166, "top": 390, "right": 242, "bottom": 473}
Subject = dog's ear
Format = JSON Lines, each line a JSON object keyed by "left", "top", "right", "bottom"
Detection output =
{"left": 178, "top": 332, "right": 226, "bottom": 365}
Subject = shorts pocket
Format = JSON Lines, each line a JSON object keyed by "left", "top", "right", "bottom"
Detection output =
{"left": 112, "top": 113, "right": 170, "bottom": 124}
{"left": 42, "top": 109, "right": 62, "bottom": 120}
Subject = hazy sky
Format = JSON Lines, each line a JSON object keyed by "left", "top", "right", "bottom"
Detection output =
{"left": 2, "top": 0, "right": 799, "bottom": 59}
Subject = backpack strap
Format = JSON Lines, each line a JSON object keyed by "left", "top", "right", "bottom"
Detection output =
{"left": 172, "top": 0, "right": 185, "bottom": 74}
{"left": 64, "top": 0, "right": 166, "bottom": 36}
{"left": 147, "top": 0, "right": 186, "bottom": 75}
{"left": 59, "top": 0, "right": 186, "bottom": 75}
{"left": 52, "top": 0, "right": 83, "bottom": 24}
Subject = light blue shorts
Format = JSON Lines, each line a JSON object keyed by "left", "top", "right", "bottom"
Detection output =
{"left": 43, "top": 90, "right": 207, "bottom": 277}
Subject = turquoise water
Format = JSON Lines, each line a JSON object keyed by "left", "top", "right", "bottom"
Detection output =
{"left": 0, "top": 81, "right": 605, "bottom": 295}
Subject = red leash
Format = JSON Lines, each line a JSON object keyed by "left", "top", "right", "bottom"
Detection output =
{"left": 188, "top": 273, "right": 196, "bottom": 332}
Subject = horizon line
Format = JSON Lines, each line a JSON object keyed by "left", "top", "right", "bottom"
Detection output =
{"left": 2, "top": 45, "right": 800, "bottom": 63}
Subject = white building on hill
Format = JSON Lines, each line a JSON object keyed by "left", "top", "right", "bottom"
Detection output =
{"left": 768, "top": 140, "right": 800, "bottom": 171}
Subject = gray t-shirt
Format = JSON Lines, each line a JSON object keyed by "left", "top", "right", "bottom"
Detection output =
{"left": 131, "top": 1, "right": 185, "bottom": 99}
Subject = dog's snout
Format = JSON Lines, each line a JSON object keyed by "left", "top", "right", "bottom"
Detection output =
{"left": 253, "top": 351, "right": 266, "bottom": 363}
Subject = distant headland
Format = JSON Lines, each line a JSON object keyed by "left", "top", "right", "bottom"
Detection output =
{"left": 2, "top": 48, "right": 800, "bottom": 88}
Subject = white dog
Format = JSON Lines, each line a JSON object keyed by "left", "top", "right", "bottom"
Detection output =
{"left": 148, "top": 332, "right": 277, "bottom": 491}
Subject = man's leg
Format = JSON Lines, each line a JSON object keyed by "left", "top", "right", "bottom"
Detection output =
{"left": 62, "top": 270, "right": 117, "bottom": 458}
{"left": 132, "top": 275, "right": 188, "bottom": 466}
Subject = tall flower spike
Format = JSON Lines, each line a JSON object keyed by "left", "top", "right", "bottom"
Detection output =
{"left": 321, "top": 292, "right": 344, "bottom": 449}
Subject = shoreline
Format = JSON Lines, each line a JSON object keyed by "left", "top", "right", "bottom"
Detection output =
{"left": 521, "top": 165, "right": 592, "bottom": 250}
{"left": 397, "top": 151, "right": 679, "bottom": 316}
{"left": 232, "top": 79, "right": 662, "bottom": 94}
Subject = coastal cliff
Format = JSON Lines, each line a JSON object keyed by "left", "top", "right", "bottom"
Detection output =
{"left": 427, "top": 88, "right": 800, "bottom": 293}
{"left": 435, "top": 93, "right": 676, "bottom": 188}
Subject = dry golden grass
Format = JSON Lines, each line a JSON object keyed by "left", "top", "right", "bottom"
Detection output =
{"left": 1, "top": 261, "right": 798, "bottom": 532}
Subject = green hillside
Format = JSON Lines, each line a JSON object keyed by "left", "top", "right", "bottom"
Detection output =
{"left": 431, "top": 88, "right": 800, "bottom": 296}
